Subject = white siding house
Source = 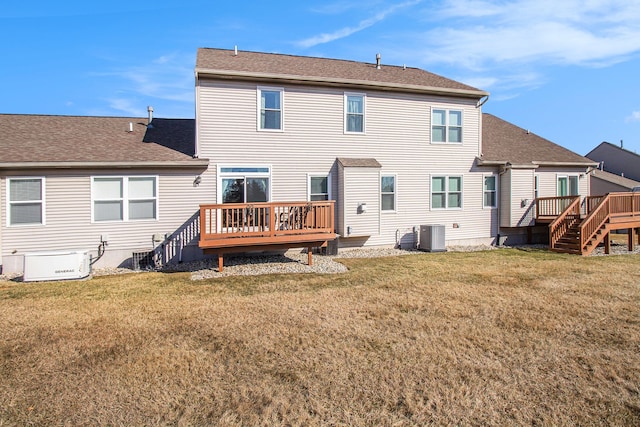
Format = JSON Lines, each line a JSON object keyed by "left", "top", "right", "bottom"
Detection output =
{"left": 195, "top": 48, "right": 495, "bottom": 250}
{"left": 0, "top": 48, "right": 599, "bottom": 275}
{"left": 0, "top": 116, "right": 209, "bottom": 274}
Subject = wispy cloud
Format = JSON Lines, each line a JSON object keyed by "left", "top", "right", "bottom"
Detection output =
{"left": 413, "top": 0, "right": 640, "bottom": 97}
{"left": 106, "top": 98, "right": 142, "bottom": 116}
{"left": 421, "top": 0, "right": 640, "bottom": 69}
{"left": 626, "top": 111, "right": 640, "bottom": 123}
{"left": 93, "top": 53, "right": 194, "bottom": 116}
{"left": 297, "top": 0, "right": 422, "bottom": 48}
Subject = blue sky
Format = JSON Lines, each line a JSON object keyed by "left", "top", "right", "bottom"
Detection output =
{"left": 2, "top": 0, "right": 640, "bottom": 156}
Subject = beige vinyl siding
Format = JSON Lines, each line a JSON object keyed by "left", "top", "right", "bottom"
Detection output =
{"left": 0, "top": 168, "right": 208, "bottom": 272}
{"left": 499, "top": 169, "right": 512, "bottom": 228}
{"left": 197, "top": 79, "right": 493, "bottom": 247}
{"left": 339, "top": 167, "right": 380, "bottom": 237}
{"left": 511, "top": 169, "right": 536, "bottom": 227}
{"left": 498, "top": 168, "right": 536, "bottom": 227}
{"left": 535, "top": 167, "right": 590, "bottom": 198}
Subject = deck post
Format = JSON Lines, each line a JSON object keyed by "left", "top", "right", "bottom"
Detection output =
{"left": 604, "top": 233, "right": 611, "bottom": 254}
{"left": 628, "top": 228, "right": 635, "bottom": 252}
{"left": 218, "top": 253, "right": 224, "bottom": 272}
{"left": 637, "top": 228, "right": 640, "bottom": 245}
{"left": 308, "top": 247, "right": 313, "bottom": 266}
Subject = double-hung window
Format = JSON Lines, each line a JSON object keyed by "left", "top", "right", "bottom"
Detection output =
{"left": 381, "top": 175, "right": 396, "bottom": 211}
{"left": 308, "top": 175, "right": 331, "bottom": 201}
{"left": 432, "top": 109, "right": 462, "bottom": 143}
{"left": 93, "top": 176, "right": 157, "bottom": 222}
{"left": 7, "top": 177, "right": 45, "bottom": 226}
{"left": 431, "top": 176, "right": 462, "bottom": 209}
{"left": 483, "top": 175, "right": 497, "bottom": 208}
{"left": 345, "top": 93, "right": 365, "bottom": 133}
{"left": 258, "top": 87, "right": 283, "bottom": 131}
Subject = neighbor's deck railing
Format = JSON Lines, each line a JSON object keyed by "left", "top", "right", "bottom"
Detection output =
{"left": 548, "top": 196, "right": 581, "bottom": 249}
{"left": 580, "top": 192, "right": 640, "bottom": 252}
{"left": 199, "top": 201, "right": 335, "bottom": 245}
{"left": 536, "top": 195, "right": 577, "bottom": 219}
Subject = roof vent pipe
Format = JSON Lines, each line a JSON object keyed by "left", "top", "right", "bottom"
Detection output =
{"left": 234, "top": 45, "right": 238, "bottom": 56}
{"left": 376, "top": 53, "right": 381, "bottom": 69}
{"left": 147, "top": 106, "right": 154, "bottom": 128}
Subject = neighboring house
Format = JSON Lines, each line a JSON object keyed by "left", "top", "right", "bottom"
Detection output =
{"left": 0, "top": 48, "right": 598, "bottom": 274}
{"left": 479, "top": 114, "right": 597, "bottom": 243}
{"left": 0, "top": 114, "right": 209, "bottom": 274}
{"left": 586, "top": 141, "right": 640, "bottom": 192}
{"left": 586, "top": 141, "right": 640, "bottom": 181}
{"left": 590, "top": 169, "right": 640, "bottom": 195}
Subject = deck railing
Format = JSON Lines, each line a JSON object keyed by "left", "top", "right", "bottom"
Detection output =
{"left": 199, "top": 201, "right": 335, "bottom": 245}
{"left": 580, "top": 192, "right": 640, "bottom": 251}
{"left": 536, "top": 196, "right": 577, "bottom": 218}
{"left": 548, "top": 196, "right": 581, "bottom": 249}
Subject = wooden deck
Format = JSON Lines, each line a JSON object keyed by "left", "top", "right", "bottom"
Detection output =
{"left": 199, "top": 201, "right": 336, "bottom": 271}
{"left": 541, "top": 193, "right": 640, "bottom": 255}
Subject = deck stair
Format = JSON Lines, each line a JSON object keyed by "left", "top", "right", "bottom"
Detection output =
{"left": 547, "top": 192, "right": 640, "bottom": 255}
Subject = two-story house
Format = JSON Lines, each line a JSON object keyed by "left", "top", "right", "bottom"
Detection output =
{"left": 0, "top": 48, "right": 598, "bottom": 276}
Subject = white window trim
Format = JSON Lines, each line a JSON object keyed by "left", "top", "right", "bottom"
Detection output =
{"left": 381, "top": 173, "right": 397, "bottom": 213}
{"left": 6, "top": 176, "right": 46, "bottom": 227}
{"left": 431, "top": 107, "right": 463, "bottom": 144}
{"left": 91, "top": 175, "right": 159, "bottom": 223}
{"left": 217, "top": 165, "right": 272, "bottom": 204}
{"left": 257, "top": 86, "right": 284, "bottom": 132}
{"left": 534, "top": 174, "right": 539, "bottom": 199}
{"left": 483, "top": 174, "right": 498, "bottom": 209}
{"left": 430, "top": 175, "right": 464, "bottom": 210}
{"left": 344, "top": 92, "right": 366, "bottom": 134}
{"left": 556, "top": 174, "right": 580, "bottom": 197}
{"left": 307, "top": 173, "right": 332, "bottom": 202}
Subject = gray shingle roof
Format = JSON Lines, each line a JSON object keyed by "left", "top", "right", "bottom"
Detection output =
{"left": 480, "top": 113, "right": 596, "bottom": 166}
{"left": 196, "top": 48, "right": 487, "bottom": 97}
{"left": 591, "top": 169, "right": 640, "bottom": 189}
{"left": 337, "top": 158, "right": 382, "bottom": 168}
{"left": 0, "top": 114, "right": 206, "bottom": 168}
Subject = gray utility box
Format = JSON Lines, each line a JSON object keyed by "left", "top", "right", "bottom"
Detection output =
{"left": 419, "top": 224, "right": 446, "bottom": 252}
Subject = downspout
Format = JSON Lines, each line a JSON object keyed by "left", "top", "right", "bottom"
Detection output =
{"left": 476, "top": 95, "right": 489, "bottom": 109}
{"left": 476, "top": 95, "right": 489, "bottom": 158}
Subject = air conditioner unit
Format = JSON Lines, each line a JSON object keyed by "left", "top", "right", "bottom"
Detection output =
{"left": 23, "top": 250, "right": 91, "bottom": 282}
{"left": 419, "top": 224, "right": 446, "bottom": 252}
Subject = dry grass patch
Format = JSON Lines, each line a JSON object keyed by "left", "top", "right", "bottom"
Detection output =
{"left": 1, "top": 249, "right": 639, "bottom": 425}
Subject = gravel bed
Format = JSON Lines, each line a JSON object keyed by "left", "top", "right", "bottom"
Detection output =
{"left": 1, "top": 242, "right": 637, "bottom": 282}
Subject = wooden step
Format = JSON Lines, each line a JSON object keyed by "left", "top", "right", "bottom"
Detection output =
{"left": 551, "top": 247, "right": 582, "bottom": 255}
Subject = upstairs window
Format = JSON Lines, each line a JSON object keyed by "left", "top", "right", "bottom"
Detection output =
{"left": 8, "top": 177, "right": 44, "bottom": 226}
{"left": 381, "top": 175, "right": 396, "bottom": 211}
{"left": 345, "top": 93, "right": 365, "bottom": 133}
{"left": 258, "top": 87, "right": 283, "bottom": 131}
{"left": 432, "top": 109, "right": 462, "bottom": 143}
{"left": 483, "top": 175, "right": 497, "bottom": 208}
{"left": 431, "top": 176, "right": 463, "bottom": 209}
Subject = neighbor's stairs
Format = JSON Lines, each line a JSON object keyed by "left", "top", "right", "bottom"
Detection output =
{"left": 551, "top": 219, "right": 609, "bottom": 256}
